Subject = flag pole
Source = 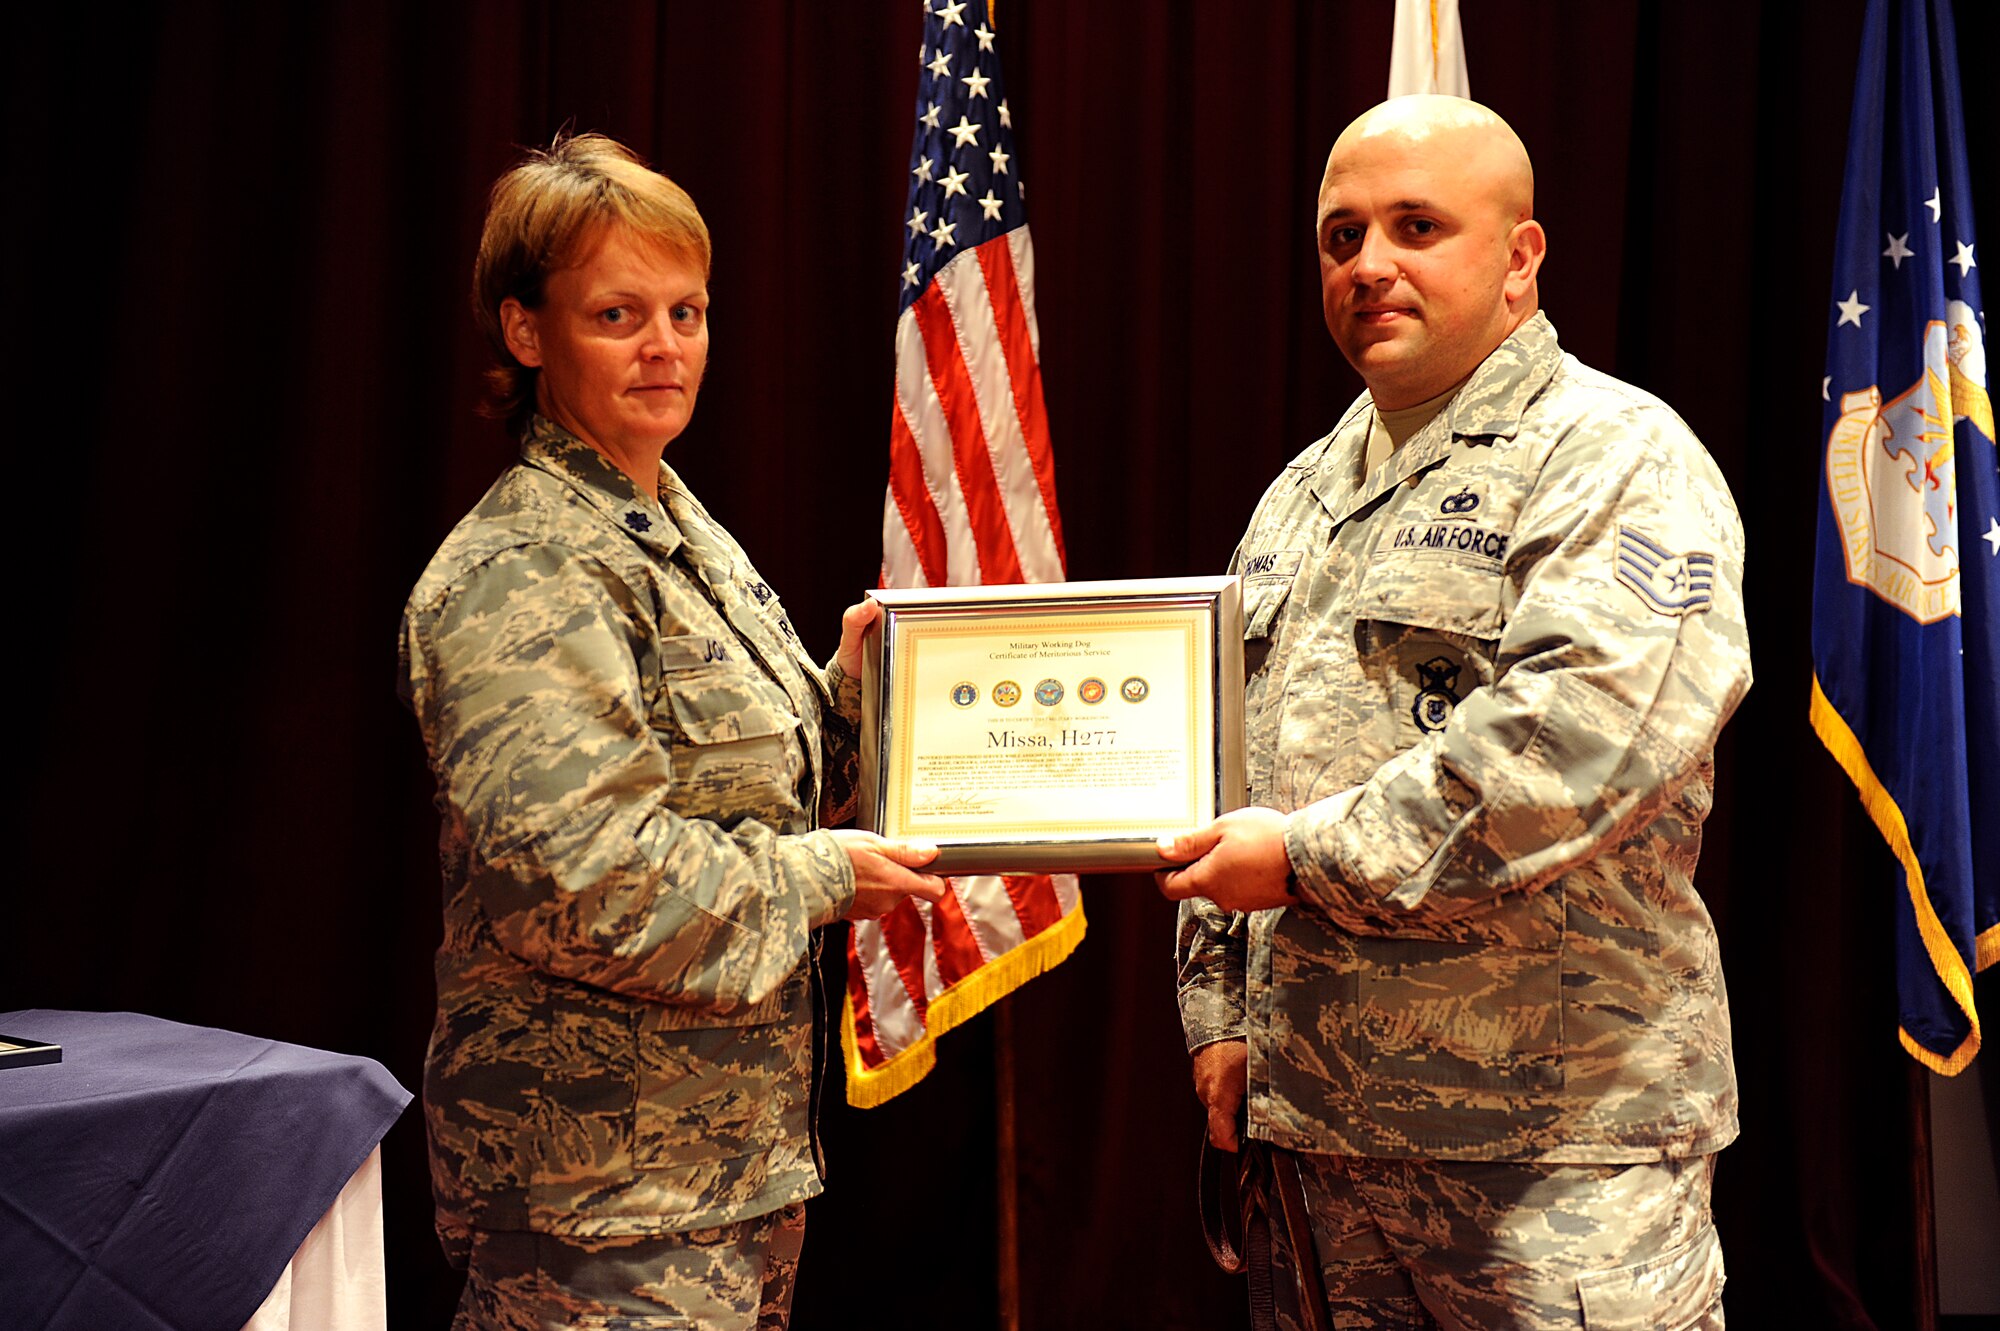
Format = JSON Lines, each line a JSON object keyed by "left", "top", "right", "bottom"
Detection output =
{"left": 1910, "top": 1061, "right": 1938, "bottom": 1331}
{"left": 984, "top": 1, "right": 1020, "bottom": 1310}
{"left": 978, "top": 1, "right": 1022, "bottom": 1323}
{"left": 996, "top": 999, "right": 1021, "bottom": 1331}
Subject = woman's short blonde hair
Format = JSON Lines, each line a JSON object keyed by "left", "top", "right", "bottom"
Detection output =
{"left": 472, "top": 132, "right": 711, "bottom": 431}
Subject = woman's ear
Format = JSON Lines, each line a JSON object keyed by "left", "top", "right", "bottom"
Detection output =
{"left": 501, "top": 297, "right": 542, "bottom": 367}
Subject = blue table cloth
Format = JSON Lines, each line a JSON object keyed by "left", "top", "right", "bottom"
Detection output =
{"left": 0, "top": 1010, "right": 412, "bottom": 1331}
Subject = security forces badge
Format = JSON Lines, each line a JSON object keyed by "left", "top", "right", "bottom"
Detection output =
{"left": 1410, "top": 654, "right": 1463, "bottom": 733}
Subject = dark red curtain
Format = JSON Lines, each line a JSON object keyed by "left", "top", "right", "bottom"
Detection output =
{"left": 8, "top": 3, "right": 1994, "bottom": 1328}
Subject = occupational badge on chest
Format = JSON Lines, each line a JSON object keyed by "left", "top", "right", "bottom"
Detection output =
{"left": 1438, "top": 485, "right": 1482, "bottom": 516}
{"left": 1410, "top": 654, "right": 1464, "bottom": 734}
{"left": 745, "top": 577, "right": 803, "bottom": 644}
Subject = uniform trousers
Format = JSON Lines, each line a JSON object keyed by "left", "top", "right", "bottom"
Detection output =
{"left": 451, "top": 1203, "right": 807, "bottom": 1331}
{"left": 1271, "top": 1152, "right": 1725, "bottom": 1331}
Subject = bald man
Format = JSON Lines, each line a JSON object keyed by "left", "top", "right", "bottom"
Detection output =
{"left": 1160, "top": 97, "right": 1749, "bottom": 1329}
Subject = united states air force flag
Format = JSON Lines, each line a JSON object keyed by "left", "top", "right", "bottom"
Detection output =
{"left": 1810, "top": 0, "right": 1997, "bottom": 1075}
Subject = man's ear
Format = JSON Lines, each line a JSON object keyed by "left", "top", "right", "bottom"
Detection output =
{"left": 1505, "top": 219, "right": 1547, "bottom": 303}
{"left": 501, "top": 297, "right": 543, "bottom": 368}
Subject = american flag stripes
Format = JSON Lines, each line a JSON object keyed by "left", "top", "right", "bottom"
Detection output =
{"left": 842, "top": 0, "right": 1086, "bottom": 1107}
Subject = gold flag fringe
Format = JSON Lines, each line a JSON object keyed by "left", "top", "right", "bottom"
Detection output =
{"left": 842, "top": 897, "right": 1087, "bottom": 1107}
{"left": 1810, "top": 674, "right": 1984, "bottom": 1075}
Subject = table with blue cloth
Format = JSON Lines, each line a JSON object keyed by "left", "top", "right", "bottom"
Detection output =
{"left": 0, "top": 1009, "right": 412, "bottom": 1331}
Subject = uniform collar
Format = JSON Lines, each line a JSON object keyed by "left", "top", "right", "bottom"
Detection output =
{"left": 518, "top": 415, "right": 685, "bottom": 559}
{"left": 1441, "top": 311, "right": 1563, "bottom": 441}
{"left": 1308, "top": 312, "right": 1563, "bottom": 527}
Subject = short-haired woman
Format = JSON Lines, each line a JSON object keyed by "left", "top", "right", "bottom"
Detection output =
{"left": 400, "top": 133, "right": 944, "bottom": 1330}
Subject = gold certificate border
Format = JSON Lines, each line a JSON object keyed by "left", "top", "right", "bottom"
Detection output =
{"left": 856, "top": 575, "right": 1245, "bottom": 875}
{"left": 884, "top": 612, "right": 1212, "bottom": 840}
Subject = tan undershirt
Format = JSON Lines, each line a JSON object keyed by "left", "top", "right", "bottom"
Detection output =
{"left": 1363, "top": 374, "right": 1474, "bottom": 478}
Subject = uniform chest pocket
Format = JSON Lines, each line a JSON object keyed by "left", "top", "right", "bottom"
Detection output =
{"left": 1243, "top": 575, "right": 1294, "bottom": 641}
{"left": 1354, "top": 556, "right": 1507, "bottom": 740}
{"left": 650, "top": 653, "right": 803, "bottom": 819}
{"left": 1356, "top": 550, "right": 1508, "bottom": 640}
{"left": 1240, "top": 565, "right": 1300, "bottom": 685}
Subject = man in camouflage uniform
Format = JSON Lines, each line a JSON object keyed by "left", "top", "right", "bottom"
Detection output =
{"left": 1159, "top": 97, "right": 1750, "bottom": 1329}
{"left": 402, "top": 134, "right": 943, "bottom": 1329}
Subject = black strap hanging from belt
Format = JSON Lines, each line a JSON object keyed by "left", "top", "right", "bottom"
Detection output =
{"left": 1199, "top": 1129, "right": 1333, "bottom": 1331}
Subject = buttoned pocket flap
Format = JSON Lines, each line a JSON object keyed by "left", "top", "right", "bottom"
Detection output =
{"left": 658, "top": 660, "right": 800, "bottom": 746}
{"left": 1243, "top": 575, "right": 1295, "bottom": 641}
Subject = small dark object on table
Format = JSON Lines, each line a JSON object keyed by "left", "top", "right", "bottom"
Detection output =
{"left": 0, "top": 1034, "right": 61, "bottom": 1068}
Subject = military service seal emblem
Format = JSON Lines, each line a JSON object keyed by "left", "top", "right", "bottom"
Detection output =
{"left": 1824, "top": 306, "right": 1990, "bottom": 625}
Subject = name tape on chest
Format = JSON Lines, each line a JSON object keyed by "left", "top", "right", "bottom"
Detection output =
{"left": 1241, "top": 549, "right": 1304, "bottom": 582}
{"left": 1614, "top": 527, "right": 1715, "bottom": 617}
{"left": 659, "top": 635, "right": 736, "bottom": 670}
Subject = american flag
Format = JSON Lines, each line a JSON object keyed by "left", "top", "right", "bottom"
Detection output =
{"left": 842, "top": 0, "right": 1085, "bottom": 1107}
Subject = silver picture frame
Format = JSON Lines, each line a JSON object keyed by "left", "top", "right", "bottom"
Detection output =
{"left": 859, "top": 576, "right": 1246, "bottom": 874}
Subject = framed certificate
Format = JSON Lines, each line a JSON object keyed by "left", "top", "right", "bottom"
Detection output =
{"left": 859, "top": 576, "right": 1245, "bottom": 874}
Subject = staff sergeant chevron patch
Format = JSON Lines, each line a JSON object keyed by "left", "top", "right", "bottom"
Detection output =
{"left": 1615, "top": 526, "right": 1717, "bottom": 617}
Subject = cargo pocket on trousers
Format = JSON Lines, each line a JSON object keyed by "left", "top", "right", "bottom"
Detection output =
{"left": 1575, "top": 1221, "right": 1724, "bottom": 1330}
{"left": 632, "top": 983, "right": 792, "bottom": 1169}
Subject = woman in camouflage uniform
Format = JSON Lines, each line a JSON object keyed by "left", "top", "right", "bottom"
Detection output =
{"left": 399, "top": 134, "right": 946, "bottom": 1330}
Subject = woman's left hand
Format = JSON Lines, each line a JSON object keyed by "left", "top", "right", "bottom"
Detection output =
{"left": 835, "top": 597, "right": 881, "bottom": 679}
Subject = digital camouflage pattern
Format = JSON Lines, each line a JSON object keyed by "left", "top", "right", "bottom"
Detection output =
{"left": 453, "top": 1201, "right": 806, "bottom": 1331}
{"left": 1283, "top": 1156, "right": 1723, "bottom": 1330}
{"left": 1179, "top": 315, "right": 1752, "bottom": 1163}
{"left": 400, "top": 416, "right": 861, "bottom": 1245}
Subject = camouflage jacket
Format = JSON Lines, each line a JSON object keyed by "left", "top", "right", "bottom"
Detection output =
{"left": 1178, "top": 315, "right": 1751, "bottom": 1162}
{"left": 399, "top": 417, "right": 860, "bottom": 1238}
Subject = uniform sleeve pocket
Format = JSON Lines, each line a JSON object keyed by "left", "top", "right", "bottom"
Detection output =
{"left": 1576, "top": 1221, "right": 1724, "bottom": 1330}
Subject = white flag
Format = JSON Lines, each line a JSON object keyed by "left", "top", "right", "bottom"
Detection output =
{"left": 1389, "top": 0, "right": 1470, "bottom": 98}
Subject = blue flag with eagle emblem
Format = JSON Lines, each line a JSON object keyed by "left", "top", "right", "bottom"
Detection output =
{"left": 1810, "top": 0, "right": 1997, "bottom": 1075}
